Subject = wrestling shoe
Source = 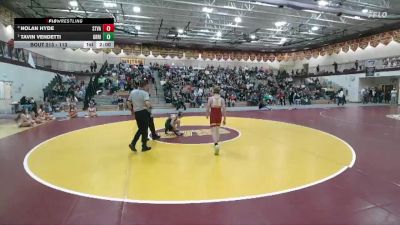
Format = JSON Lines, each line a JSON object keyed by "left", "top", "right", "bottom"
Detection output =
{"left": 214, "top": 144, "right": 220, "bottom": 155}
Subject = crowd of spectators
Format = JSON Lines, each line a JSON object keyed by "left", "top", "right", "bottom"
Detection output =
{"left": 361, "top": 87, "right": 397, "bottom": 104}
{"left": 45, "top": 74, "right": 86, "bottom": 111}
{"left": 16, "top": 96, "right": 55, "bottom": 127}
{"left": 383, "top": 57, "right": 400, "bottom": 68}
{"left": 152, "top": 64, "right": 329, "bottom": 109}
{"left": 97, "top": 62, "right": 154, "bottom": 95}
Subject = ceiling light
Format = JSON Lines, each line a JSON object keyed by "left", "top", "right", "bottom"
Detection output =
{"left": 275, "top": 21, "right": 287, "bottom": 27}
{"left": 135, "top": 25, "right": 141, "bottom": 30}
{"left": 216, "top": 31, "right": 222, "bottom": 37}
{"left": 224, "top": 5, "right": 237, "bottom": 9}
{"left": 311, "top": 26, "right": 319, "bottom": 31}
{"left": 250, "top": 34, "right": 256, "bottom": 40}
{"left": 177, "top": 28, "right": 184, "bottom": 34}
{"left": 104, "top": 2, "right": 117, "bottom": 8}
{"left": 302, "top": 9, "right": 322, "bottom": 14}
{"left": 318, "top": 0, "right": 329, "bottom": 7}
{"left": 234, "top": 17, "right": 242, "bottom": 23}
{"left": 362, "top": 9, "right": 369, "bottom": 14}
{"left": 342, "top": 15, "right": 366, "bottom": 20}
{"left": 69, "top": 0, "right": 78, "bottom": 7}
{"left": 253, "top": 2, "right": 278, "bottom": 7}
{"left": 133, "top": 6, "right": 141, "bottom": 13}
{"left": 202, "top": 7, "right": 213, "bottom": 13}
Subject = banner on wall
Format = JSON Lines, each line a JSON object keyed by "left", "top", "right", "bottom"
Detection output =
{"left": 333, "top": 43, "right": 341, "bottom": 54}
{"left": 370, "top": 35, "right": 380, "bottom": 47}
{"left": 365, "top": 59, "right": 376, "bottom": 77}
{"left": 121, "top": 57, "right": 145, "bottom": 65}
{"left": 359, "top": 38, "right": 369, "bottom": 49}
{"left": 393, "top": 30, "right": 400, "bottom": 43}
{"left": 305, "top": 51, "right": 312, "bottom": 59}
{"left": 342, "top": 42, "right": 350, "bottom": 53}
{"left": 350, "top": 40, "right": 359, "bottom": 51}
{"left": 312, "top": 49, "right": 320, "bottom": 58}
{"left": 366, "top": 59, "right": 376, "bottom": 67}
{"left": 381, "top": 32, "right": 393, "bottom": 45}
{"left": 366, "top": 67, "right": 376, "bottom": 77}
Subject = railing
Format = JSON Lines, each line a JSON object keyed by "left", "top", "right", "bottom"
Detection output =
{"left": 297, "top": 56, "right": 400, "bottom": 78}
{"left": 0, "top": 40, "right": 94, "bottom": 73}
{"left": 42, "top": 75, "right": 59, "bottom": 102}
{"left": 83, "top": 61, "right": 108, "bottom": 110}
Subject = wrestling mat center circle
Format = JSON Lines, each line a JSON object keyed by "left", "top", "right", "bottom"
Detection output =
{"left": 24, "top": 116, "right": 355, "bottom": 204}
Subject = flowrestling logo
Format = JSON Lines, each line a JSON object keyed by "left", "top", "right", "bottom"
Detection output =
{"left": 155, "top": 125, "right": 240, "bottom": 144}
{"left": 368, "top": 10, "right": 388, "bottom": 18}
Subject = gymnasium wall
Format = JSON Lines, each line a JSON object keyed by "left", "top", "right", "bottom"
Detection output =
{"left": 320, "top": 70, "right": 400, "bottom": 102}
{"left": 0, "top": 62, "right": 56, "bottom": 102}
{"left": 359, "top": 76, "right": 399, "bottom": 90}
{"left": 320, "top": 74, "right": 363, "bottom": 102}
{"left": 292, "top": 42, "right": 400, "bottom": 70}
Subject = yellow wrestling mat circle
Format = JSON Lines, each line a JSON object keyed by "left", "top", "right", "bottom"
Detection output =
{"left": 24, "top": 116, "right": 355, "bottom": 203}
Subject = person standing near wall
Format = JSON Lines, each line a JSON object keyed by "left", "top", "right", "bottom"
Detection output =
{"left": 337, "top": 88, "right": 345, "bottom": 106}
{"left": 129, "top": 81, "right": 152, "bottom": 152}
{"left": 206, "top": 86, "right": 227, "bottom": 155}
{"left": 391, "top": 88, "right": 398, "bottom": 105}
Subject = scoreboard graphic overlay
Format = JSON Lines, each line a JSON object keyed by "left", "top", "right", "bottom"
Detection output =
{"left": 14, "top": 18, "right": 114, "bottom": 49}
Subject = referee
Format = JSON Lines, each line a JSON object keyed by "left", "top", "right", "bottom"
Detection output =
{"left": 129, "top": 81, "right": 152, "bottom": 152}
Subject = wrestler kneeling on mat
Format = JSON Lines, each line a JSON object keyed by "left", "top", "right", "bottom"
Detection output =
{"left": 206, "top": 86, "right": 226, "bottom": 155}
{"left": 164, "top": 112, "right": 183, "bottom": 136}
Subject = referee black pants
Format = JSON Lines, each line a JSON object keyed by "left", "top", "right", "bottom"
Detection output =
{"left": 131, "top": 109, "right": 150, "bottom": 148}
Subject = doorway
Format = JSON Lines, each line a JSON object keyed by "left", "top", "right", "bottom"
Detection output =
{"left": 382, "top": 84, "right": 394, "bottom": 93}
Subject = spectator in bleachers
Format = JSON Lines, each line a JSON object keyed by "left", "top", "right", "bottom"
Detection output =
{"left": 278, "top": 90, "right": 286, "bottom": 106}
{"left": 19, "top": 96, "right": 33, "bottom": 112}
{"left": 38, "top": 104, "right": 55, "bottom": 121}
{"left": 16, "top": 109, "right": 36, "bottom": 127}
{"left": 69, "top": 104, "right": 78, "bottom": 118}
{"left": 87, "top": 102, "right": 97, "bottom": 117}
{"left": 174, "top": 93, "right": 187, "bottom": 111}
{"left": 289, "top": 90, "right": 295, "bottom": 105}
{"left": 30, "top": 110, "right": 44, "bottom": 124}
{"left": 117, "top": 96, "right": 124, "bottom": 110}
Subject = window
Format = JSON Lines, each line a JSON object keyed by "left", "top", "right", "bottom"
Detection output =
{"left": 0, "top": 81, "right": 12, "bottom": 100}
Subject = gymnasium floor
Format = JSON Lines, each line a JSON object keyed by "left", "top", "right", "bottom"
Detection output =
{"left": 1, "top": 105, "right": 400, "bottom": 225}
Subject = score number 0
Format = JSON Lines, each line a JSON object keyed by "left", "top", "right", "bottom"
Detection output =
{"left": 102, "top": 24, "right": 114, "bottom": 32}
